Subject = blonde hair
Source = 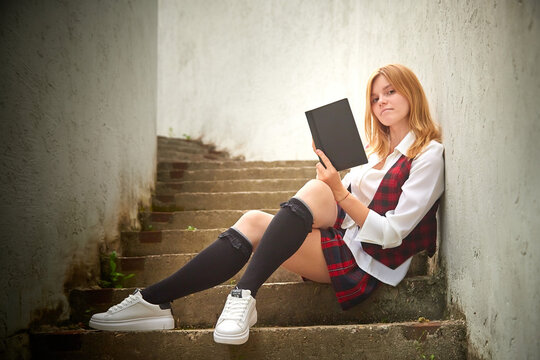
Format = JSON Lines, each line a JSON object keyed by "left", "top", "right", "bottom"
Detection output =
{"left": 364, "top": 64, "right": 441, "bottom": 159}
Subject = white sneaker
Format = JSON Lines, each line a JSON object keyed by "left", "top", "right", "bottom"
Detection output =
{"left": 213, "top": 289, "right": 257, "bottom": 345}
{"left": 89, "top": 289, "right": 174, "bottom": 331}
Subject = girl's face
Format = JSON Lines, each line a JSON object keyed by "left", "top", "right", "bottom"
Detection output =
{"left": 370, "top": 75, "right": 410, "bottom": 130}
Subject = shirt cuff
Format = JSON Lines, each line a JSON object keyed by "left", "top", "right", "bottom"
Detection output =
{"left": 357, "top": 210, "right": 401, "bottom": 249}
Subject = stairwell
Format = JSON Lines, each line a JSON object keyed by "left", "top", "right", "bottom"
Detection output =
{"left": 30, "top": 136, "right": 467, "bottom": 359}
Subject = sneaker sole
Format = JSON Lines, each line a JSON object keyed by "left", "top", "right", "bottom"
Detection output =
{"left": 213, "top": 311, "right": 257, "bottom": 345}
{"left": 89, "top": 316, "right": 175, "bottom": 331}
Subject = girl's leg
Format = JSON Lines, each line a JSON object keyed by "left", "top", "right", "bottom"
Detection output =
{"left": 279, "top": 179, "right": 339, "bottom": 283}
{"left": 232, "top": 196, "right": 333, "bottom": 284}
{"left": 89, "top": 213, "right": 269, "bottom": 332}
{"left": 141, "top": 207, "right": 280, "bottom": 304}
{"left": 89, "top": 225, "right": 255, "bottom": 332}
{"left": 214, "top": 179, "right": 336, "bottom": 344}
{"left": 235, "top": 179, "right": 336, "bottom": 296}
{"left": 281, "top": 229, "right": 331, "bottom": 284}
{"left": 140, "top": 227, "right": 253, "bottom": 304}
{"left": 139, "top": 206, "right": 280, "bottom": 304}
{"left": 90, "top": 180, "right": 335, "bottom": 333}
{"left": 214, "top": 180, "right": 337, "bottom": 344}
{"left": 294, "top": 179, "right": 338, "bottom": 230}
{"left": 230, "top": 210, "right": 273, "bottom": 251}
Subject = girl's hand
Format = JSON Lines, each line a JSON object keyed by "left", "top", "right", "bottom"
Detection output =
{"left": 314, "top": 149, "right": 348, "bottom": 201}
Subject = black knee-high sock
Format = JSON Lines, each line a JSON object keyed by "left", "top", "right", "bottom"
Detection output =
{"left": 236, "top": 197, "right": 313, "bottom": 297}
{"left": 141, "top": 228, "right": 252, "bottom": 304}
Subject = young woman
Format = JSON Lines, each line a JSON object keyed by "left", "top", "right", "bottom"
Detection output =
{"left": 89, "top": 64, "right": 444, "bottom": 345}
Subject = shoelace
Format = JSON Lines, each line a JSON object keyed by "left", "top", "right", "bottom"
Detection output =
{"left": 221, "top": 296, "right": 250, "bottom": 321}
{"left": 108, "top": 294, "right": 138, "bottom": 313}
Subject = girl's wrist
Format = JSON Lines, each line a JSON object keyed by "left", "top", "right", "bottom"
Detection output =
{"left": 337, "top": 192, "right": 350, "bottom": 203}
{"left": 335, "top": 188, "right": 350, "bottom": 203}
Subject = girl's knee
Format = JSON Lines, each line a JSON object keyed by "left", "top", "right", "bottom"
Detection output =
{"left": 294, "top": 180, "right": 337, "bottom": 228}
{"left": 296, "top": 179, "right": 333, "bottom": 199}
{"left": 239, "top": 210, "right": 271, "bottom": 226}
{"left": 295, "top": 179, "right": 335, "bottom": 209}
{"left": 233, "top": 210, "right": 272, "bottom": 247}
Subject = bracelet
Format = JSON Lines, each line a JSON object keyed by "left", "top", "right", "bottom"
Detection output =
{"left": 337, "top": 192, "right": 350, "bottom": 203}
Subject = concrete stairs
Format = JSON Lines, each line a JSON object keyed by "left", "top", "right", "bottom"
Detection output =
{"left": 30, "top": 136, "right": 466, "bottom": 359}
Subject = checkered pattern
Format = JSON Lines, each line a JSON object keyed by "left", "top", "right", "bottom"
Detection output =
{"left": 362, "top": 155, "right": 439, "bottom": 269}
{"left": 320, "top": 206, "right": 380, "bottom": 310}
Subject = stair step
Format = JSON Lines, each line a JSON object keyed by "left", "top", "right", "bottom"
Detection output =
{"left": 108, "top": 254, "right": 301, "bottom": 287}
{"left": 145, "top": 209, "right": 278, "bottom": 230}
{"left": 157, "top": 167, "right": 315, "bottom": 181}
{"left": 120, "top": 230, "right": 429, "bottom": 276}
{"left": 121, "top": 229, "right": 224, "bottom": 256}
{"left": 30, "top": 320, "right": 466, "bottom": 360}
{"left": 158, "top": 153, "right": 231, "bottom": 162}
{"left": 157, "top": 160, "right": 317, "bottom": 171}
{"left": 157, "top": 139, "right": 225, "bottom": 154}
{"left": 157, "top": 136, "right": 209, "bottom": 148}
{"left": 157, "top": 140, "right": 223, "bottom": 151}
{"left": 157, "top": 146, "right": 211, "bottom": 155}
{"left": 156, "top": 139, "right": 233, "bottom": 161}
{"left": 153, "top": 191, "right": 296, "bottom": 211}
{"left": 70, "top": 277, "right": 444, "bottom": 327}
{"left": 158, "top": 148, "right": 229, "bottom": 158}
{"left": 155, "top": 178, "right": 309, "bottom": 194}
{"left": 109, "top": 254, "right": 428, "bottom": 287}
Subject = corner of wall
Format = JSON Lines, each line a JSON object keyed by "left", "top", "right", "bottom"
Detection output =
{"left": 439, "top": 255, "right": 491, "bottom": 360}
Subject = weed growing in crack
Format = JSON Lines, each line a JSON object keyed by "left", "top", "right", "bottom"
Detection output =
{"left": 99, "top": 251, "right": 135, "bottom": 288}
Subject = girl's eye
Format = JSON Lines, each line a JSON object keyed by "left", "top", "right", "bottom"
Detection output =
{"left": 387, "top": 89, "right": 395, "bottom": 95}
{"left": 371, "top": 98, "right": 379, "bottom": 104}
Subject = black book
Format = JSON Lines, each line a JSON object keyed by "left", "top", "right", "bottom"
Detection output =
{"left": 305, "top": 98, "right": 368, "bottom": 171}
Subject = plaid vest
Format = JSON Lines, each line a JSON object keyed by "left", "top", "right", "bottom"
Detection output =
{"left": 362, "top": 154, "right": 439, "bottom": 269}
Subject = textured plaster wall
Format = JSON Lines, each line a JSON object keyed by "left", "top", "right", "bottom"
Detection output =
{"left": 158, "top": 0, "right": 365, "bottom": 161}
{"left": 433, "top": 2, "right": 540, "bottom": 358}
{"left": 159, "top": 1, "right": 539, "bottom": 358}
{"left": 0, "top": 1, "right": 157, "bottom": 339}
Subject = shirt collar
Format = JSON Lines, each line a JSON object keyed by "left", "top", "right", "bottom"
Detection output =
{"left": 395, "top": 131, "right": 415, "bottom": 156}
{"left": 365, "top": 131, "right": 416, "bottom": 165}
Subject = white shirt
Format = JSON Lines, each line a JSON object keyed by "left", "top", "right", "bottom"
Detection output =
{"left": 340, "top": 131, "right": 444, "bottom": 286}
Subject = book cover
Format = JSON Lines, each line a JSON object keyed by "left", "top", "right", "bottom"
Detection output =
{"left": 305, "top": 98, "right": 368, "bottom": 171}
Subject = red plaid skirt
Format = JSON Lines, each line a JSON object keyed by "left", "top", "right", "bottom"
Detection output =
{"left": 320, "top": 205, "right": 381, "bottom": 310}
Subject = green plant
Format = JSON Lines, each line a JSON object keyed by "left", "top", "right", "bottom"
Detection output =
{"left": 182, "top": 133, "right": 191, "bottom": 140}
{"left": 168, "top": 127, "right": 175, "bottom": 137}
{"left": 186, "top": 225, "right": 197, "bottom": 231}
{"left": 414, "top": 329, "right": 436, "bottom": 360}
{"left": 99, "top": 251, "right": 135, "bottom": 288}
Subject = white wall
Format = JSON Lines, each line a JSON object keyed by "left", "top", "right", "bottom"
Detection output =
{"left": 158, "top": 0, "right": 365, "bottom": 161}
{"left": 158, "top": 1, "right": 540, "bottom": 358}
{"left": 0, "top": 0, "right": 157, "bottom": 339}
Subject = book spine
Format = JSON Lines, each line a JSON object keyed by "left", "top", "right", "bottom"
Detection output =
{"left": 305, "top": 111, "right": 326, "bottom": 168}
